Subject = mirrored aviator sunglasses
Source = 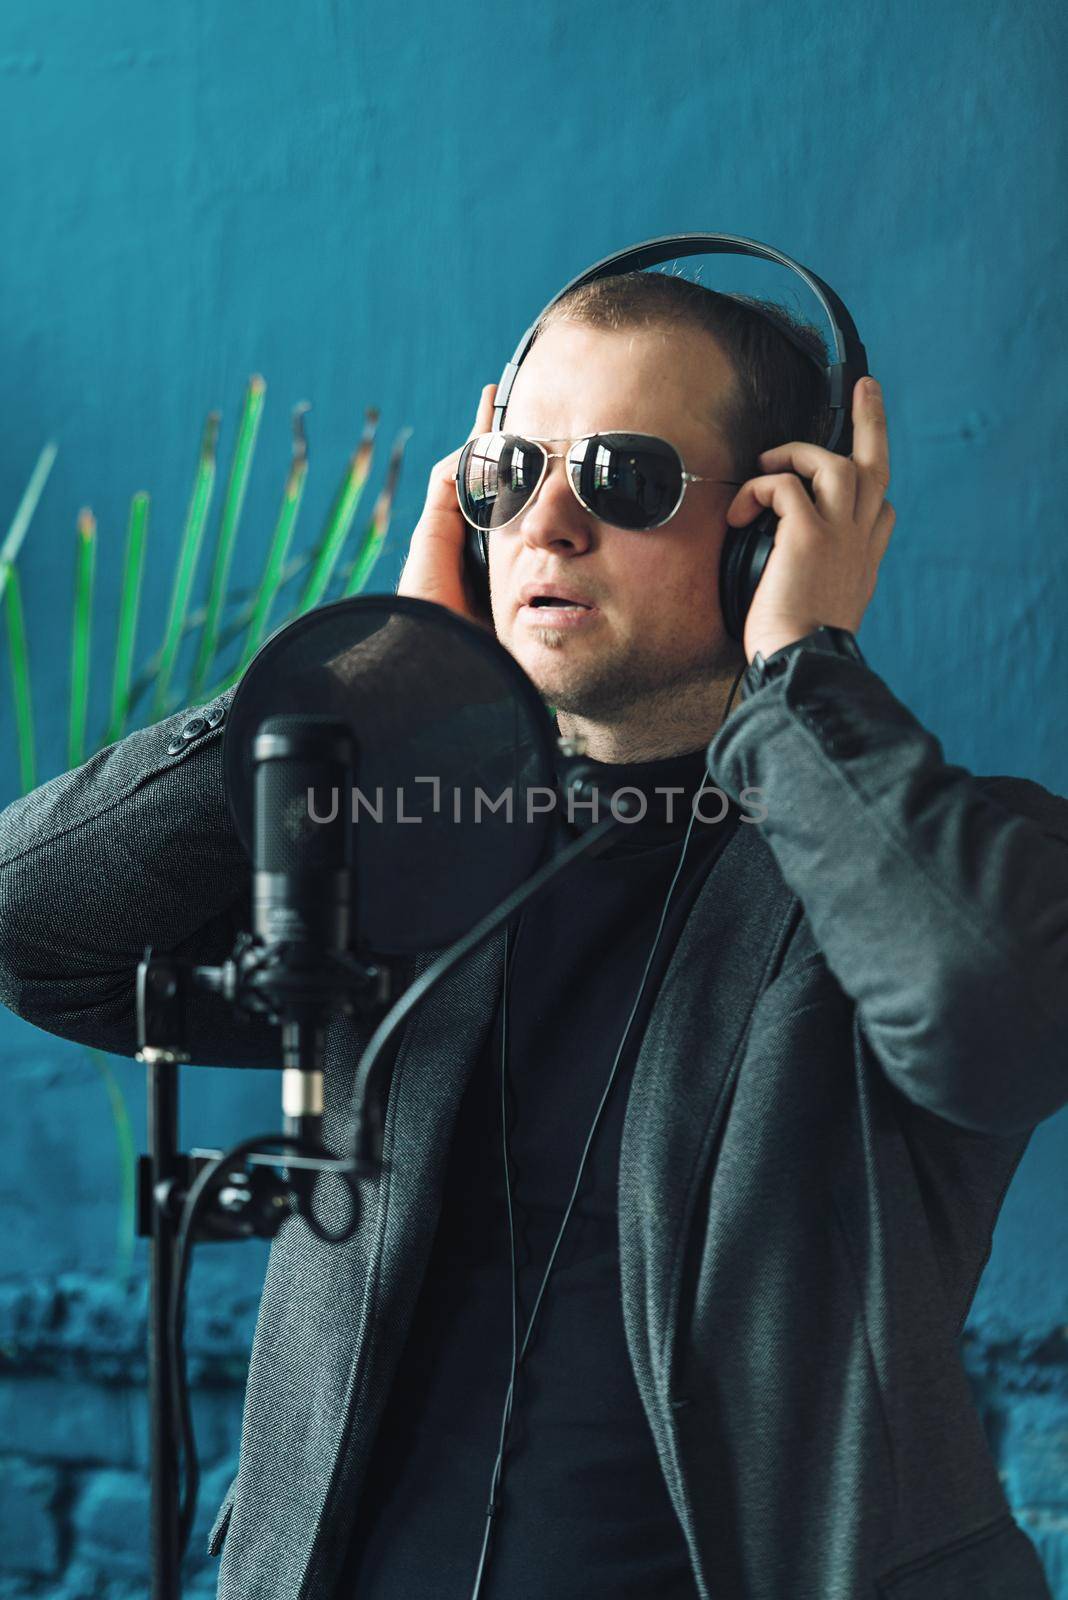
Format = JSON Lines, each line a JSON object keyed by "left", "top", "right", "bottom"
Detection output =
{"left": 455, "top": 432, "right": 740, "bottom": 534}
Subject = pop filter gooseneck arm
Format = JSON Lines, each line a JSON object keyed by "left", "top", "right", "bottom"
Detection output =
{"left": 349, "top": 804, "right": 625, "bottom": 1166}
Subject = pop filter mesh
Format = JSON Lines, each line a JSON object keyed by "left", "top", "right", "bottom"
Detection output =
{"left": 224, "top": 597, "right": 557, "bottom": 954}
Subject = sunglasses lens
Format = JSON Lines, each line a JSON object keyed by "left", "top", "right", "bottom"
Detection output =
{"left": 458, "top": 434, "right": 545, "bottom": 531}
{"left": 567, "top": 433, "right": 684, "bottom": 529}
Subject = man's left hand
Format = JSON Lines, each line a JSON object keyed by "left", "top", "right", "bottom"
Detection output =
{"left": 726, "top": 376, "right": 896, "bottom": 665}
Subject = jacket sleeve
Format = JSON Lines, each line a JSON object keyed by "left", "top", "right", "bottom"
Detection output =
{"left": 708, "top": 647, "right": 1068, "bottom": 1134}
{"left": 0, "top": 687, "right": 279, "bottom": 1067}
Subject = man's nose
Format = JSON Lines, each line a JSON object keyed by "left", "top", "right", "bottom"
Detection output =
{"left": 518, "top": 456, "right": 593, "bottom": 557}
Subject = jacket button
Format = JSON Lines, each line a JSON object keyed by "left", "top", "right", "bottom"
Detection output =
{"left": 181, "top": 716, "right": 208, "bottom": 741}
{"left": 166, "top": 738, "right": 184, "bottom": 755}
{"left": 206, "top": 705, "right": 227, "bottom": 729}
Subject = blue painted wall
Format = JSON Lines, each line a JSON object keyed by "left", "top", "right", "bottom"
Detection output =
{"left": 1, "top": 0, "right": 1065, "bottom": 1594}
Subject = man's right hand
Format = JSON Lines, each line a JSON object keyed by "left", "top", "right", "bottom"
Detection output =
{"left": 397, "top": 382, "right": 498, "bottom": 628}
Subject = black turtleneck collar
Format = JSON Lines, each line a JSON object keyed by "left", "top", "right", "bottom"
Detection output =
{"left": 554, "top": 741, "right": 740, "bottom": 849}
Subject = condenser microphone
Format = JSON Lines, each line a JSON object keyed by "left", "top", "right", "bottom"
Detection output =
{"left": 251, "top": 714, "right": 356, "bottom": 1145}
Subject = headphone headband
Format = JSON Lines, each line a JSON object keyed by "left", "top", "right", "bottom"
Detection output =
{"left": 492, "top": 232, "right": 869, "bottom": 454}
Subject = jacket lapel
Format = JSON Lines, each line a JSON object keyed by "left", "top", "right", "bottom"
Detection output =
{"left": 618, "top": 821, "right": 798, "bottom": 1426}
{"left": 375, "top": 927, "right": 507, "bottom": 1305}
{"left": 319, "top": 930, "right": 507, "bottom": 1547}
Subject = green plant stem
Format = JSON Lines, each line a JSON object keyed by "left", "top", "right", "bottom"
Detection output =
{"left": 207, "top": 419, "right": 392, "bottom": 696}
{"left": 237, "top": 457, "right": 308, "bottom": 677}
{"left": 68, "top": 509, "right": 96, "bottom": 771}
{"left": 120, "top": 550, "right": 310, "bottom": 724}
{"left": 2, "top": 562, "right": 36, "bottom": 793}
{"left": 341, "top": 501, "right": 388, "bottom": 598}
{"left": 100, "top": 403, "right": 407, "bottom": 726}
{"left": 0, "top": 443, "right": 58, "bottom": 599}
{"left": 297, "top": 410, "right": 377, "bottom": 614}
{"left": 229, "top": 401, "right": 312, "bottom": 682}
{"left": 340, "top": 428, "right": 410, "bottom": 597}
{"left": 188, "top": 376, "right": 266, "bottom": 701}
{"left": 105, "top": 492, "right": 149, "bottom": 745}
{"left": 152, "top": 413, "right": 219, "bottom": 721}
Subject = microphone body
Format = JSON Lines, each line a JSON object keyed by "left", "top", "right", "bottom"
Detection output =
{"left": 251, "top": 715, "right": 356, "bottom": 1145}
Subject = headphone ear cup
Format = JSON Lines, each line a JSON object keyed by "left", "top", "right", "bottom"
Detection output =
{"left": 463, "top": 526, "right": 492, "bottom": 613}
{"left": 464, "top": 525, "right": 489, "bottom": 575}
{"left": 718, "top": 510, "right": 778, "bottom": 643}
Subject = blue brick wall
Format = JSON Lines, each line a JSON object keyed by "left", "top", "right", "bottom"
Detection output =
{"left": 0, "top": 1271, "right": 254, "bottom": 1597}
{"left": 0, "top": 1033, "right": 277, "bottom": 1596}
{"left": 1, "top": 0, "right": 1066, "bottom": 1594}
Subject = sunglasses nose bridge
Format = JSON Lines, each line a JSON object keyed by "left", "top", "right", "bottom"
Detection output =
{"left": 519, "top": 447, "right": 581, "bottom": 521}
{"left": 539, "top": 444, "right": 613, "bottom": 524}
{"left": 510, "top": 447, "right": 596, "bottom": 554}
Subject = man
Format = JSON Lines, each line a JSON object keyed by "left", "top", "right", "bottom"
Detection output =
{"left": 0, "top": 271, "right": 1065, "bottom": 1599}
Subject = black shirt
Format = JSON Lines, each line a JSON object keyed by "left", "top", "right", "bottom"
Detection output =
{"left": 339, "top": 747, "right": 740, "bottom": 1599}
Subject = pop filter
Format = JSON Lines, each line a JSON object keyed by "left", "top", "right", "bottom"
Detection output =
{"left": 223, "top": 596, "right": 558, "bottom": 955}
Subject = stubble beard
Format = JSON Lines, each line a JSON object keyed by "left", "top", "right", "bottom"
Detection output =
{"left": 517, "top": 623, "right": 740, "bottom": 724}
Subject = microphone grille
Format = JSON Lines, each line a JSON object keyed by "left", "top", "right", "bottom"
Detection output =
{"left": 252, "top": 716, "right": 354, "bottom": 876}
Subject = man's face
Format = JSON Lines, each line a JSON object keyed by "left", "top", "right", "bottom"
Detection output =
{"left": 488, "top": 320, "right": 744, "bottom": 724}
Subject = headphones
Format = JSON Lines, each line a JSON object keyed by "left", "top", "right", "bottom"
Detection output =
{"left": 463, "top": 232, "right": 869, "bottom": 642}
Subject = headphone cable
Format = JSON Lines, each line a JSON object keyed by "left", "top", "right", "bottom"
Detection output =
{"left": 465, "top": 692, "right": 742, "bottom": 1599}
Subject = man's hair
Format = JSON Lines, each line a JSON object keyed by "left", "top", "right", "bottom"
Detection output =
{"left": 534, "top": 271, "right": 831, "bottom": 481}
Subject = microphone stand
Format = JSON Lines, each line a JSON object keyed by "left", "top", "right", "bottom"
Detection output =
{"left": 135, "top": 939, "right": 390, "bottom": 1600}
{"left": 143, "top": 1052, "right": 180, "bottom": 1600}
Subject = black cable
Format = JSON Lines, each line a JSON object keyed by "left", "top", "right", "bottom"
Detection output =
{"left": 722, "top": 659, "right": 747, "bottom": 724}
{"left": 468, "top": 927, "right": 521, "bottom": 1595}
{"left": 168, "top": 1131, "right": 359, "bottom": 1558}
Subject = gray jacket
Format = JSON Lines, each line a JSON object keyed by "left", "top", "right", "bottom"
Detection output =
{"left": 0, "top": 645, "right": 1065, "bottom": 1600}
